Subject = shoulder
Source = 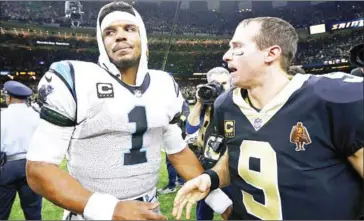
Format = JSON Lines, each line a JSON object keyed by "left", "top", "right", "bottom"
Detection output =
{"left": 0, "top": 108, "right": 10, "bottom": 119}
{"left": 42, "top": 60, "right": 99, "bottom": 97}
{"left": 148, "top": 69, "right": 180, "bottom": 97}
{"left": 214, "top": 87, "right": 235, "bottom": 110}
{"left": 49, "top": 60, "right": 99, "bottom": 77}
{"left": 306, "top": 72, "right": 363, "bottom": 104}
{"left": 148, "top": 69, "right": 175, "bottom": 83}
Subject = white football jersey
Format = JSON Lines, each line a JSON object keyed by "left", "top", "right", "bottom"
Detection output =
{"left": 27, "top": 60, "right": 186, "bottom": 199}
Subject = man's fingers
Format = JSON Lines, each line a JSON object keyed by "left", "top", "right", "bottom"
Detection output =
{"left": 172, "top": 205, "right": 178, "bottom": 217}
{"left": 174, "top": 189, "right": 187, "bottom": 208}
{"left": 174, "top": 182, "right": 197, "bottom": 206}
{"left": 172, "top": 194, "right": 185, "bottom": 218}
{"left": 176, "top": 198, "right": 188, "bottom": 220}
{"left": 185, "top": 201, "right": 194, "bottom": 219}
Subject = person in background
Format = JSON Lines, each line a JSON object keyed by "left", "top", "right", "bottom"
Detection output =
{"left": 0, "top": 80, "right": 42, "bottom": 220}
{"left": 185, "top": 67, "right": 233, "bottom": 220}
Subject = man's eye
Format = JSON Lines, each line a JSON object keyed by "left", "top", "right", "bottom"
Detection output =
{"left": 233, "top": 48, "right": 244, "bottom": 56}
{"left": 105, "top": 30, "right": 114, "bottom": 36}
{"left": 126, "top": 26, "right": 136, "bottom": 32}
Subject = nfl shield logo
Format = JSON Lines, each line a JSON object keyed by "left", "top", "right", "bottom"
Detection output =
{"left": 253, "top": 118, "right": 263, "bottom": 130}
{"left": 134, "top": 89, "right": 142, "bottom": 97}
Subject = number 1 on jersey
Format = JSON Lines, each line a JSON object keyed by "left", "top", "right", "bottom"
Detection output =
{"left": 124, "top": 106, "right": 148, "bottom": 165}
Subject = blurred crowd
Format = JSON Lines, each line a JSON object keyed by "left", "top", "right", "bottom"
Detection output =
{"left": 1, "top": 1, "right": 363, "bottom": 35}
{"left": 1, "top": 29, "right": 361, "bottom": 76}
{"left": 1, "top": 1, "right": 363, "bottom": 99}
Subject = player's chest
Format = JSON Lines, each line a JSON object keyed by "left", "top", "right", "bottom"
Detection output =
{"left": 223, "top": 100, "right": 334, "bottom": 162}
{"left": 75, "top": 76, "right": 170, "bottom": 129}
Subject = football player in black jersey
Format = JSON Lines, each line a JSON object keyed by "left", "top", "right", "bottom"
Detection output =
{"left": 172, "top": 17, "right": 363, "bottom": 220}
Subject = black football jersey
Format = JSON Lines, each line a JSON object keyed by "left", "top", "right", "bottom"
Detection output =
{"left": 213, "top": 73, "right": 364, "bottom": 219}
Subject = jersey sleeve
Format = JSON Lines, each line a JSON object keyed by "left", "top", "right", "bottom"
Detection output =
{"left": 166, "top": 74, "right": 185, "bottom": 124}
{"left": 213, "top": 92, "right": 227, "bottom": 137}
{"left": 316, "top": 72, "right": 364, "bottom": 156}
{"left": 26, "top": 61, "right": 77, "bottom": 164}
{"left": 163, "top": 124, "right": 186, "bottom": 154}
{"left": 38, "top": 61, "right": 76, "bottom": 125}
{"left": 163, "top": 74, "right": 187, "bottom": 154}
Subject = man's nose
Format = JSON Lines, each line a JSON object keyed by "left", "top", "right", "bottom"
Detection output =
{"left": 115, "top": 28, "right": 127, "bottom": 42}
{"left": 223, "top": 49, "right": 233, "bottom": 62}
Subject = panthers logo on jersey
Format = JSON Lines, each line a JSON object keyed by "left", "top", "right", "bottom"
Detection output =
{"left": 38, "top": 84, "right": 54, "bottom": 104}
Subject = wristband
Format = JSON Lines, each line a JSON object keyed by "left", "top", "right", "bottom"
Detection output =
{"left": 205, "top": 189, "right": 233, "bottom": 214}
{"left": 83, "top": 192, "right": 119, "bottom": 220}
{"left": 202, "top": 169, "right": 220, "bottom": 191}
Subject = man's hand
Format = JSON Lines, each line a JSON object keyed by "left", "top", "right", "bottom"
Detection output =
{"left": 195, "top": 85, "right": 203, "bottom": 103}
{"left": 112, "top": 200, "right": 167, "bottom": 220}
{"left": 172, "top": 174, "right": 211, "bottom": 219}
{"left": 221, "top": 205, "right": 232, "bottom": 220}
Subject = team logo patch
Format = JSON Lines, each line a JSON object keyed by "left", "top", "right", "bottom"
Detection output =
{"left": 45, "top": 75, "right": 52, "bottom": 83}
{"left": 96, "top": 83, "right": 114, "bottom": 98}
{"left": 38, "top": 84, "right": 54, "bottom": 104}
{"left": 289, "top": 122, "right": 312, "bottom": 151}
{"left": 134, "top": 89, "right": 142, "bottom": 98}
{"left": 224, "top": 120, "right": 235, "bottom": 138}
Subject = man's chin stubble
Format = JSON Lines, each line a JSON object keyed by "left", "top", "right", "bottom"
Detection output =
{"left": 112, "top": 57, "right": 140, "bottom": 70}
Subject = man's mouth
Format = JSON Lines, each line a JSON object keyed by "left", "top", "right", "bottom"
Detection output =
{"left": 228, "top": 66, "right": 237, "bottom": 73}
{"left": 113, "top": 44, "right": 133, "bottom": 53}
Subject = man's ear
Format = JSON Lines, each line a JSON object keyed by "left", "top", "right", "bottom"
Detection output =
{"left": 264, "top": 45, "right": 282, "bottom": 64}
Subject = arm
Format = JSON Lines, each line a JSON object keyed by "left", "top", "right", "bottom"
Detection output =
{"left": 182, "top": 101, "right": 190, "bottom": 118}
{"left": 164, "top": 77, "right": 205, "bottom": 178}
{"left": 323, "top": 73, "right": 364, "bottom": 179}
{"left": 171, "top": 151, "right": 231, "bottom": 220}
{"left": 28, "top": 64, "right": 166, "bottom": 220}
{"left": 211, "top": 150, "right": 231, "bottom": 188}
{"left": 210, "top": 95, "right": 231, "bottom": 188}
{"left": 168, "top": 146, "right": 204, "bottom": 180}
{"left": 173, "top": 94, "right": 233, "bottom": 219}
{"left": 187, "top": 100, "right": 203, "bottom": 127}
{"left": 348, "top": 148, "right": 363, "bottom": 178}
{"left": 186, "top": 102, "right": 205, "bottom": 134}
{"left": 26, "top": 64, "right": 100, "bottom": 216}
{"left": 27, "top": 161, "right": 93, "bottom": 214}
{"left": 26, "top": 121, "right": 94, "bottom": 215}
{"left": 186, "top": 85, "right": 205, "bottom": 134}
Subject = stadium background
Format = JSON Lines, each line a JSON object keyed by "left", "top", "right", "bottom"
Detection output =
{"left": 0, "top": 0, "right": 363, "bottom": 219}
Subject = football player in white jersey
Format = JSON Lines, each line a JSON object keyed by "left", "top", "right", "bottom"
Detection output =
{"left": 25, "top": 2, "right": 215, "bottom": 220}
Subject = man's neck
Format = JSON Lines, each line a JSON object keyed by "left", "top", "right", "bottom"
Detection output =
{"left": 246, "top": 69, "right": 290, "bottom": 110}
{"left": 10, "top": 97, "right": 26, "bottom": 104}
{"left": 119, "top": 66, "right": 138, "bottom": 85}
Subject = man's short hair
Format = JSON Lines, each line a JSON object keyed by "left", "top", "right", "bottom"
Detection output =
{"left": 206, "top": 67, "right": 230, "bottom": 83}
{"left": 288, "top": 66, "right": 306, "bottom": 76}
{"left": 239, "top": 17, "right": 299, "bottom": 72}
{"left": 99, "top": 1, "right": 135, "bottom": 25}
